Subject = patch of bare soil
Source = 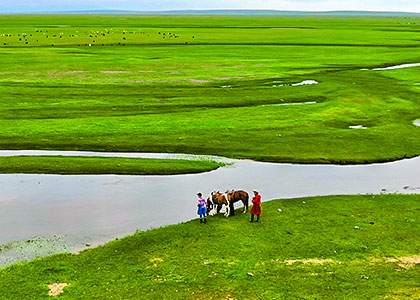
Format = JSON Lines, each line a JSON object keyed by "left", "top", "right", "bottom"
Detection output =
{"left": 147, "top": 257, "right": 163, "bottom": 269}
{"left": 224, "top": 65, "right": 244, "bottom": 69}
{"left": 370, "top": 255, "right": 420, "bottom": 271}
{"left": 188, "top": 291, "right": 239, "bottom": 300}
{"left": 284, "top": 258, "right": 335, "bottom": 265}
{"left": 388, "top": 256, "right": 420, "bottom": 270}
{"left": 48, "top": 283, "right": 68, "bottom": 296}
{"left": 131, "top": 79, "right": 180, "bottom": 83}
{"left": 131, "top": 79, "right": 209, "bottom": 84}
{"left": 187, "top": 79, "right": 209, "bottom": 84}
{"left": 101, "top": 71, "right": 131, "bottom": 74}
{"left": 61, "top": 71, "right": 86, "bottom": 74}
{"left": 382, "top": 286, "right": 420, "bottom": 299}
{"left": 212, "top": 77, "right": 234, "bottom": 80}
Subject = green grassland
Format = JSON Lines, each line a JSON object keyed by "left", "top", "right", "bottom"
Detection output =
{"left": 0, "top": 15, "right": 420, "bottom": 164}
{"left": 0, "top": 156, "right": 223, "bottom": 175}
{"left": 1, "top": 194, "right": 419, "bottom": 299}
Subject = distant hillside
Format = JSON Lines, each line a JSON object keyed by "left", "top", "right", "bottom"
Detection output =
{"left": 29, "top": 9, "right": 420, "bottom": 16}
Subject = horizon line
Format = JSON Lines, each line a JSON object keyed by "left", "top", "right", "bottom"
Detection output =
{"left": 1, "top": 9, "right": 420, "bottom": 15}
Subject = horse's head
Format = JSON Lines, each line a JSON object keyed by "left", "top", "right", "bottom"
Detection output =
{"left": 214, "top": 193, "right": 224, "bottom": 204}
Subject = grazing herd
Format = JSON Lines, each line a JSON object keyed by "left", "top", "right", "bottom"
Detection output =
{"left": 0, "top": 28, "right": 190, "bottom": 47}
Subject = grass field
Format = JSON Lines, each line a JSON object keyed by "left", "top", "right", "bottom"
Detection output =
{"left": 0, "top": 194, "right": 419, "bottom": 299}
{"left": 0, "top": 156, "right": 223, "bottom": 175}
{"left": 1, "top": 14, "right": 419, "bottom": 300}
{"left": 1, "top": 15, "right": 420, "bottom": 164}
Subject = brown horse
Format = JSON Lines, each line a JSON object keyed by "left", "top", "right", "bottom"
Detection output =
{"left": 207, "top": 191, "right": 230, "bottom": 217}
{"left": 226, "top": 190, "right": 249, "bottom": 215}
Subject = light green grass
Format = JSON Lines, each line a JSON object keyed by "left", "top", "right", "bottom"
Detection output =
{"left": 0, "top": 156, "right": 223, "bottom": 175}
{"left": 1, "top": 15, "right": 420, "bottom": 165}
{"left": 1, "top": 194, "right": 419, "bottom": 299}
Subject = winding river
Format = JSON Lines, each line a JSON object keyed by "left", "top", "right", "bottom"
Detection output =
{"left": 0, "top": 150, "right": 419, "bottom": 266}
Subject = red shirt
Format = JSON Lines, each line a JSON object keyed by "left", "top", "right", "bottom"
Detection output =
{"left": 252, "top": 194, "right": 261, "bottom": 205}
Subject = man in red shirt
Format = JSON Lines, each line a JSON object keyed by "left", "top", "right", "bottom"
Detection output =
{"left": 250, "top": 189, "right": 261, "bottom": 223}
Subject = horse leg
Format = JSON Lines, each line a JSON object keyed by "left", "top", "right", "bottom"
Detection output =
{"left": 225, "top": 202, "right": 230, "bottom": 217}
{"left": 244, "top": 195, "right": 249, "bottom": 213}
{"left": 212, "top": 205, "right": 217, "bottom": 216}
{"left": 229, "top": 201, "right": 235, "bottom": 216}
{"left": 242, "top": 199, "right": 247, "bottom": 213}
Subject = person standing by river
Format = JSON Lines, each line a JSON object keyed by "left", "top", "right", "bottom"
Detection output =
{"left": 250, "top": 190, "right": 261, "bottom": 223}
{"left": 197, "top": 193, "right": 207, "bottom": 223}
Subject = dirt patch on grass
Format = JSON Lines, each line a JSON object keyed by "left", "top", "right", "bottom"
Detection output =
{"left": 382, "top": 286, "right": 420, "bottom": 299}
{"left": 370, "top": 255, "right": 420, "bottom": 270}
{"left": 211, "top": 76, "right": 250, "bottom": 80}
{"left": 48, "top": 283, "right": 68, "bottom": 296}
{"left": 131, "top": 79, "right": 209, "bottom": 84}
{"left": 147, "top": 257, "right": 163, "bottom": 268}
{"left": 47, "top": 71, "right": 87, "bottom": 78}
{"left": 388, "top": 256, "right": 420, "bottom": 269}
{"left": 101, "top": 71, "right": 131, "bottom": 74}
{"left": 61, "top": 71, "right": 86, "bottom": 75}
{"left": 212, "top": 77, "right": 234, "bottom": 80}
{"left": 131, "top": 79, "right": 179, "bottom": 83}
{"left": 188, "top": 291, "right": 239, "bottom": 300}
{"left": 225, "top": 65, "right": 244, "bottom": 69}
{"left": 284, "top": 258, "right": 335, "bottom": 265}
{"left": 187, "top": 79, "right": 210, "bottom": 84}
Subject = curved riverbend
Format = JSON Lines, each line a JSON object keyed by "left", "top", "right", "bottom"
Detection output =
{"left": 0, "top": 150, "right": 233, "bottom": 164}
{"left": 1, "top": 150, "right": 420, "bottom": 266}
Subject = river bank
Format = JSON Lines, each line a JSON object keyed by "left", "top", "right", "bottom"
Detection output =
{"left": 1, "top": 194, "right": 419, "bottom": 299}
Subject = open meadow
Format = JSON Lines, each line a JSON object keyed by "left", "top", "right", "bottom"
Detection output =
{"left": 1, "top": 15, "right": 420, "bottom": 299}
{"left": 1, "top": 15, "right": 420, "bottom": 165}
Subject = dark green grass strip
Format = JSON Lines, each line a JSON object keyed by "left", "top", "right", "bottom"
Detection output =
{"left": 0, "top": 156, "right": 223, "bottom": 175}
{"left": 0, "top": 194, "right": 419, "bottom": 299}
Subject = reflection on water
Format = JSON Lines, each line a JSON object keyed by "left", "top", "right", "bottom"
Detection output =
{"left": 0, "top": 151, "right": 420, "bottom": 265}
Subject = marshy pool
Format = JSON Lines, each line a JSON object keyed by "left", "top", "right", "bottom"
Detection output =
{"left": 0, "top": 150, "right": 420, "bottom": 266}
{"left": 371, "top": 62, "right": 420, "bottom": 71}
